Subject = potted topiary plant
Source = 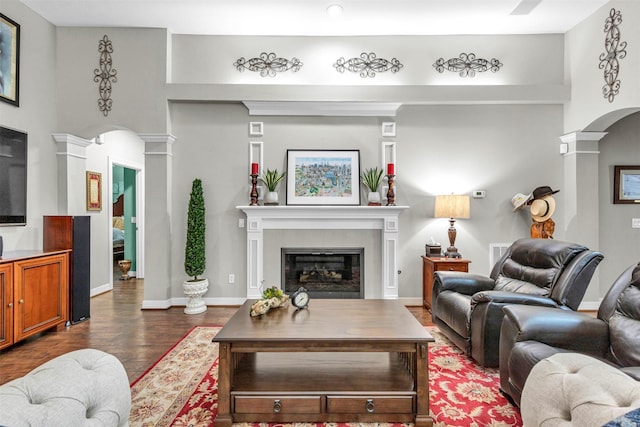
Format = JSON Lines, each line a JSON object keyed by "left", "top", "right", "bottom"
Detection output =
{"left": 183, "top": 178, "right": 208, "bottom": 314}
{"left": 259, "top": 168, "right": 286, "bottom": 205}
{"left": 361, "top": 167, "right": 384, "bottom": 205}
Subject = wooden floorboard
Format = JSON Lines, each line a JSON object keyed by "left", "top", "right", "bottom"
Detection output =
{"left": 0, "top": 275, "right": 434, "bottom": 385}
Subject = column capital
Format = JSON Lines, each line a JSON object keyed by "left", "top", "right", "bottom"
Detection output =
{"left": 559, "top": 131, "right": 608, "bottom": 143}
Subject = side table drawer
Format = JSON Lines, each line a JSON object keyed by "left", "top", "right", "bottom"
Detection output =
{"left": 327, "top": 395, "right": 414, "bottom": 414}
{"left": 234, "top": 396, "right": 321, "bottom": 414}
{"left": 437, "top": 262, "right": 468, "bottom": 272}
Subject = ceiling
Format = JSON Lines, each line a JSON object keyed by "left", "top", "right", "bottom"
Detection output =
{"left": 20, "top": 0, "right": 612, "bottom": 36}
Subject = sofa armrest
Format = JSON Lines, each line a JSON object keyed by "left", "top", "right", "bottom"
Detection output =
{"left": 621, "top": 367, "right": 640, "bottom": 381}
{"left": 468, "top": 291, "right": 560, "bottom": 367}
{"left": 502, "top": 305, "right": 610, "bottom": 354}
{"left": 471, "top": 290, "right": 560, "bottom": 308}
{"left": 433, "top": 271, "right": 495, "bottom": 297}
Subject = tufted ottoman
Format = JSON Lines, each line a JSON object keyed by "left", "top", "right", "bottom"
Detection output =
{"left": 0, "top": 349, "right": 131, "bottom": 427}
{"left": 520, "top": 353, "right": 640, "bottom": 427}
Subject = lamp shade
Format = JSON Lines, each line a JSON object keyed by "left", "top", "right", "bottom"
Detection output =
{"left": 434, "top": 194, "right": 471, "bottom": 219}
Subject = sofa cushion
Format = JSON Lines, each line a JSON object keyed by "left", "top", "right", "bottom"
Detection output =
{"left": 0, "top": 349, "right": 131, "bottom": 427}
{"left": 521, "top": 353, "right": 640, "bottom": 427}
{"left": 609, "top": 271, "right": 640, "bottom": 368}
{"left": 493, "top": 240, "right": 586, "bottom": 295}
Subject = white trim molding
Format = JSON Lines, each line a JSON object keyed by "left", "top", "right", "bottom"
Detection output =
{"left": 237, "top": 205, "right": 409, "bottom": 300}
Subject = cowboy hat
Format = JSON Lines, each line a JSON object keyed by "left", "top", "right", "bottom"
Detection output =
{"left": 511, "top": 193, "right": 532, "bottom": 211}
{"left": 527, "top": 186, "right": 560, "bottom": 204}
{"left": 530, "top": 195, "right": 556, "bottom": 222}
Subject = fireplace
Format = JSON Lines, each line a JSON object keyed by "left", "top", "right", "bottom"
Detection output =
{"left": 282, "top": 248, "right": 363, "bottom": 299}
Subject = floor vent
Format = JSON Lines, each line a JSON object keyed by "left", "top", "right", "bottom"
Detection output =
{"left": 489, "top": 243, "right": 510, "bottom": 269}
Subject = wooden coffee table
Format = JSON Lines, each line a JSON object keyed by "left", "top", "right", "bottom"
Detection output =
{"left": 213, "top": 299, "right": 434, "bottom": 426}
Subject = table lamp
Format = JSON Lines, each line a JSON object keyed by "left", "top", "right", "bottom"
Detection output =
{"left": 434, "top": 194, "right": 471, "bottom": 258}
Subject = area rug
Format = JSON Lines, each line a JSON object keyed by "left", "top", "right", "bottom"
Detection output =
{"left": 129, "top": 325, "right": 522, "bottom": 427}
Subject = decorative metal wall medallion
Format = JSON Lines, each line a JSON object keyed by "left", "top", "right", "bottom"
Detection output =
{"left": 598, "top": 8, "right": 627, "bottom": 103}
{"left": 433, "top": 53, "right": 503, "bottom": 78}
{"left": 233, "top": 52, "right": 303, "bottom": 77}
{"left": 93, "top": 35, "right": 117, "bottom": 117}
{"left": 333, "top": 52, "right": 403, "bottom": 78}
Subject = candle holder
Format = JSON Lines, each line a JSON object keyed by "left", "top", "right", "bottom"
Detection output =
{"left": 386, "top": 174, "right": 396, "bottom": 206}
{"left": 250, "top": 173, "right": 259, "bottom": 206}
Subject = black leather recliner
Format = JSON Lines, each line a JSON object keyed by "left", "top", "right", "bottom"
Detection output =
{"left": 432, "top": 238, "right": 603, "bottom": 367}
{"left": 499, "top": 262, "right": 640, "bottom": 407}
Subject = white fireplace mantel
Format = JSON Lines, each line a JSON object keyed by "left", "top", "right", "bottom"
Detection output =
{"left": 237, "top": 205, "right": 409, "bottom": 299}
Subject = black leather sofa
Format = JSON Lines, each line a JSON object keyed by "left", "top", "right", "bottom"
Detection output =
{"left": 499, "top": 261, "right": 640, "bottom": 406}
{"left": 432, "top": 238, "right": 603, "bottom": 367}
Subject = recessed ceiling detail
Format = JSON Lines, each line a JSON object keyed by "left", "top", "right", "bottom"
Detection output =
{"left": 333, "top": 53, "right": 403, "bottom": 78}
{"left": 599, "top": 8, "right": 627, "bottom": 103}
{"left": 433, "top": 53, "right": 503, "bottom": 78}
{"left": 233, "top": 52, "right": 303, "bottom": 77}
{"left": 93, "top": 35, "right": 117, "bottom": 117}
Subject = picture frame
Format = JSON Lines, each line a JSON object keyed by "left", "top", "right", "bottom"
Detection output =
{"left": 0, "top": 13, "right": 20, "bottom": 106}
{"left": 286, "top": 149, "right": 360, "bottom": 205}
{"left": 614, "top": 165, "right": 640, "bottom": 204}
{"left": 86, "top": 171, "right": 102, "bottom": 211}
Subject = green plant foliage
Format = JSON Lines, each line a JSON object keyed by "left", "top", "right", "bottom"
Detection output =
{"left": 361, "top": 167, "right": 384, "bottom": 192}
{"left": 184, "top": 178, "right": 206, "bottom": 280}
{"left": 262, "top": 286, "right": 284, "bottom": 300}
{"left": 259, "top": 168, "right": 286, "bottom": 192}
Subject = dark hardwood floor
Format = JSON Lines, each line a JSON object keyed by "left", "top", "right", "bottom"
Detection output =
{"left": 0, "top": 271, "right": 434, "bottom": 385}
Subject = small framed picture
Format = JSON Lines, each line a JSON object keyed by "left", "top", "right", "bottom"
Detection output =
{"left": 613, "top": 165, "right": 640, "bottom": 204}
{"left": 86, "top": 171, "right": 102, "bottom": 211}
{"left": 0, "top": 13, "right": 20, "bottom": 106}
{"left": 286, "top": 149, "right": 360, "bottom": 206}
{"left": 381, "top": 122, "right": 396, "bottom": 137}
{"left": 249, "top": 122, "right": 263, "bottom": 136}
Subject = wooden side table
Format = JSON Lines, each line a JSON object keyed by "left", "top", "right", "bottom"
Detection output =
{"left": 422, "top": 256, "right": 471, "bottom": 310}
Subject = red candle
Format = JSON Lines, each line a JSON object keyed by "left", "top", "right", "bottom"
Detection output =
{"left": 387, "top": 163, "right": 395, "bottom": 175}
{"left": 251, "top": 162, "right": 259, "bottom": 175}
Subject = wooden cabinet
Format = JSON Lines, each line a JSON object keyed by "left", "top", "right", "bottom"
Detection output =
{"left": 0, "top": 263, "right": 13, "bottom": 350}
{"left": 0, "top": 251, "right": 69, "bottom": 350}
{"left": 422, "top": 256, "right": 470, "bottom": 310}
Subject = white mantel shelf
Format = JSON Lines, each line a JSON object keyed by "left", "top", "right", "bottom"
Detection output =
{"left": 237, "top": 205, "right": 409, "bottom": 299}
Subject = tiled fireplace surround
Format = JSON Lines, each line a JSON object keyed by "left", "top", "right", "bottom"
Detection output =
{"left": 238, "top": 206, "right": 408, "bottom": 299}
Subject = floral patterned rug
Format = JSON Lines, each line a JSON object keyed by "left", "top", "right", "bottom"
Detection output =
{"left": 129, "top": 325, "right": 522, "bottom": 427}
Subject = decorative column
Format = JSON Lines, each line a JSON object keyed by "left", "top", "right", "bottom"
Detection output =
{"left": 140, "top": 133, "right": 175, "bottom": 308}
{"left": 52, "top": 134, "right": 92, "bottom": 214}
{"left": 560, "top": 131, "right": 606, "bottom": 304}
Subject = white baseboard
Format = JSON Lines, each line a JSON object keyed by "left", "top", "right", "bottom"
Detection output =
{"left": 91, "top": 283, "right": 113, "bottom": 297}
{"left": 140, "top": 296, "right": 423, "bottom": 309}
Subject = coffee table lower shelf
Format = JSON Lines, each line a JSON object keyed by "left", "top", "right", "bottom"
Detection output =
{"left": 228, "top": 352, "right": 421, "bottom": 424}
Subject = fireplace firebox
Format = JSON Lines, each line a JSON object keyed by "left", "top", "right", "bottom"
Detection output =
{"left": 281, "top": 248, "right": 363, "bottom": 299}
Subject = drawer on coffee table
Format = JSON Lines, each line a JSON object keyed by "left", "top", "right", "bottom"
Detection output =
{"left": 327, "top": 395, "right": 414, "bottom": 414}
{"left": 234, "top": 396, "right": 321, "bottom": 414}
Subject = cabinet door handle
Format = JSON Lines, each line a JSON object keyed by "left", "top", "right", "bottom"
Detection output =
{"left": 7, "top": 303, "right": 12, "bottom": 308}
{"left": 19, "top": 299, "right": 24, "bottom": 304}
{"left": 366, "top": 399, "right": 375, "bottom": 413}
{"left": 273, "top": 399, "right": 282, "bottom": 413}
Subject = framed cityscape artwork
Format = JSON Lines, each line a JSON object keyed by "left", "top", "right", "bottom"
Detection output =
{"left": 286, "top": 149, "right": 360, "bottom": 205}
{"left": 0, "top": 13, "right": 20, "bottom": 106}
{"left": 614, "top": 165, "right": 640, "bottom": 204}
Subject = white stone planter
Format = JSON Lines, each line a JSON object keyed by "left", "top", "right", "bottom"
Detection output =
{"left": 264, "top": 191, "right": 279, "bottom": 205}
{"left": 367, "top": 191, "right": 381, "bottom": 206}
{"left": 183, "top": 278, "right": 209, "bottom": 314}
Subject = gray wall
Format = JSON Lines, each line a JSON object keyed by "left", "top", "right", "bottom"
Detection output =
{"left": 0, "top": 2, "right": 58, "bottom": 250}
{"left": 1, "top": 0, "right": 638, "bottom": 308}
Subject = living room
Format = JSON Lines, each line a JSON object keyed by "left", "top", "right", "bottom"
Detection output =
{"left": 0, "top": 0, "right": 639, "bottom": 425}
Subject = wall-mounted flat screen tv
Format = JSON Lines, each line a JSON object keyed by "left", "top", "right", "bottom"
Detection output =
{"left": 0, "top": 126, "right": 27, "bottom": 226}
